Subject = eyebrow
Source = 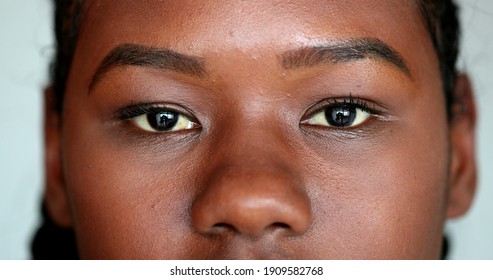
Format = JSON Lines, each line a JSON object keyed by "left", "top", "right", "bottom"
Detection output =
{"left": 89, "top": 44, "right": 206, "bottom": 90}
{"left": 281, "top": 38, "right": 411, "bottom": 76}
{"left": 90, "top": 38, "right": 409, "bottom": 90}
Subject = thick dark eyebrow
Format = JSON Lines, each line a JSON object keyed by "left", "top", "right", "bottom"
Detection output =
{"left": 281, "top": 38, "right": 411, "bottom": 76}
{"left": 89, "top": 44, "right": 206, "bottom": 90}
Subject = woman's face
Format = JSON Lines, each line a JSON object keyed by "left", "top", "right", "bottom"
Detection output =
{"left": 45, "top": 0, "right": 475, "bottom": 259}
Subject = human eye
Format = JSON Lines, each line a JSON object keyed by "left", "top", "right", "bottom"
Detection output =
{"left": 301, "top": 97, "right": 376, "bottom": 128}
{"left": 118, "top": 104, "right": 200, "bottom": 133}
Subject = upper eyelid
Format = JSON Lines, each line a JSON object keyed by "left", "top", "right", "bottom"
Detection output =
{"left": 302, "top": 97, "right": 383, "bottom": 121}
{"left": 116, "top": 103, "right": 199, "bottom": 122}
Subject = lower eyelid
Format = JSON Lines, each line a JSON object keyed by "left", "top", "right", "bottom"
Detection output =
{"left": 299, "top": 115, "right": 388, "bottom": 142}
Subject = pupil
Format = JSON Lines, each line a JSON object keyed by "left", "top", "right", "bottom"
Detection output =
{"left": 325, "top": 106, "right": 356, "bottom": 127}
{"left": 147, "top": 112, "right": 179, "bottom": 131}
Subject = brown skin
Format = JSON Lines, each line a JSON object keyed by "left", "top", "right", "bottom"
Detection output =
{"left": 44, "top": 0, "right": 476, "bottom": 259}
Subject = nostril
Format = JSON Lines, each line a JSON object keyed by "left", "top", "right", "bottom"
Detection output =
{"left": 271, "top": 222, "right": 290, "bottom": 229}
{"left": 212, "top": 222, "right": 234, "bottom": 229}
{"left": 266, "top": 222, "right": 292, "bottom": 235}
{"left": 211, "top": 222, "right": 294, "bottom": 237}
{"left": 210, "top": 223, "right": 236, "bottom": 234}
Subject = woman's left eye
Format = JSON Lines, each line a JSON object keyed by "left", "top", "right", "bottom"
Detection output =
{"left": 303, "top": 104, "right": 371, "bottom": 128}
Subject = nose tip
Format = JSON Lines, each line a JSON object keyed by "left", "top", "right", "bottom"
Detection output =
{"left": 191, "top": 168, "right": 312, "bottom": 238}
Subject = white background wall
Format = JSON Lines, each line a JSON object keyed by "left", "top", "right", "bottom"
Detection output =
{"left": 0, "top": 0, "right": 491, "bottom": 259}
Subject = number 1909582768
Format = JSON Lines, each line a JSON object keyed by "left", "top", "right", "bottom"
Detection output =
{"left": 263, "top": 266, "right": 324, "bottom": 276}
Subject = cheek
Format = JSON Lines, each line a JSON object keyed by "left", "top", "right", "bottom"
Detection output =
{"left": 306, "top": 98, "right": 449, "bottom": 259}
{"left": 61, "top": 105, "right": 201, "bottom": 259}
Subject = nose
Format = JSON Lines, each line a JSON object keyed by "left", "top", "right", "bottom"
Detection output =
{"left": 191, "top": 164, "right": 312, "bottom": 238}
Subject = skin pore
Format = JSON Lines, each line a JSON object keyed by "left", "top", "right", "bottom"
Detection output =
{"left": 44, "top": 0, "right": 477, "bottom": 259}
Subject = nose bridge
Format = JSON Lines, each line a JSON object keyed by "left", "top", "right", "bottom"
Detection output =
{"left": 191, "top": 126, "right": 312, "bottom": 237}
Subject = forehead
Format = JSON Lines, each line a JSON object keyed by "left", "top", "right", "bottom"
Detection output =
{"left": 72, "top": 0, "right": 438, "bottom": 92}
{"left": 79, "top": 0, "right": 426, "bottom": 50}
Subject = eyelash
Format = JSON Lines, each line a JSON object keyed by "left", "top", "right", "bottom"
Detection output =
{"left": 116, "top": 96, "right": 381, "bottom": 137}
{"left": 296, "top": 94, "right": 391, "bottom": 135}
{"left": 118, "top": 103, "right": 190, "bottom": 120}
{"left": 304, "top": 95, "right": 379, "bottom": 118}
{"left": 317, "top": 96, "right": 377, "bottom": 114}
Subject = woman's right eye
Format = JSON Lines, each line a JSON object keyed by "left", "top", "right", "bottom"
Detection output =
{"left": 119, "top": 105, "right": 200, "bottom": 133}
{"left": 132, "top": 111, "right": 198, "bottom": 132}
